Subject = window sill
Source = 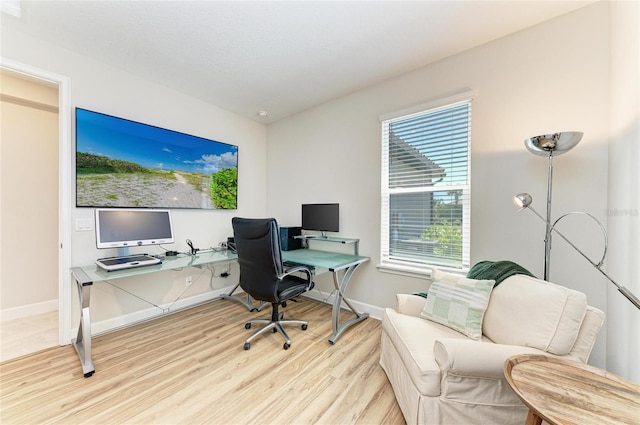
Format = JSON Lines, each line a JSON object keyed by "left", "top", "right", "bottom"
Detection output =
{"left": 377, "top": 263, "right": 432, "bottom": 279}
{"left": 377, "top": 262, "right": 468, "bottom": 280}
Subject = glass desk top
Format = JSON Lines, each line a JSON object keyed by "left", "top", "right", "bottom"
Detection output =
{"left": 72, "top": 250, "right": 237, "bottom": 284}
{"left": 294, "top": 235, "right": 359, "bottom": 244}
{"left": 282, "top": 249, "right": 369, "bottom": 271}
{"left": 71, "top": 248, "right": 368, "bottom": 284}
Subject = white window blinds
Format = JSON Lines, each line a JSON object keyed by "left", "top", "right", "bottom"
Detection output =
{"left": 381, "top": 94, "right": 472, "bottom": 272}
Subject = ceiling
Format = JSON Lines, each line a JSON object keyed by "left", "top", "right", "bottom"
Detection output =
{"left": 2, "top": 1, "right": 595, "bottom": 123}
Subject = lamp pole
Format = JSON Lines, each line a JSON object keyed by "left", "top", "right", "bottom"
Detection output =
{"left": 524, "top": 132, "right": 582, "bottom": 280}
{"left": 543, "top": 152, "right": 553, "bottom": 280}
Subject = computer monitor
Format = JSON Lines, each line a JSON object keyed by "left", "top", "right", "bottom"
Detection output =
{"left": 95, "top": 208, "right": 174, "bottom": 256}
{"left": 302, "top": 203, "right": 339, "bottom": 237}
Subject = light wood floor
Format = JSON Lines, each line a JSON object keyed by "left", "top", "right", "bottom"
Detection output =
{"left": 0, "top": 297, "right": 405, "bottom": 424}
{"left": 0, "top": 310, "right": 59, "bottom": 362}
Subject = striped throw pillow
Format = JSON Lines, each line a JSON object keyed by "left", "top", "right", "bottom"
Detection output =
{"left": 420, "top": 268, "right": 495, "bottom": 340}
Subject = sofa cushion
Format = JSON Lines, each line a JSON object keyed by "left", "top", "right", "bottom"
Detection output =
{"left": 420, "top": 268, "right": 495, "bottom": 340}
{"left": 483, "top": 275, "right": 587, "bottom": 355}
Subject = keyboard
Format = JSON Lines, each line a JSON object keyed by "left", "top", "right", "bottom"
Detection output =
{"left": 96, "top": 254, "right": 162, "bottom": 272}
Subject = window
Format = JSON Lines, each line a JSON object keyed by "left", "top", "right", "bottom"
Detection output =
{"left": 380, "top": 92, "right": 472, "bottom": 274}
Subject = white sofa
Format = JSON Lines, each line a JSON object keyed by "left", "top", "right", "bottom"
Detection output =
{"left": 379, "top": 273, "right": 605, "bottom": 425}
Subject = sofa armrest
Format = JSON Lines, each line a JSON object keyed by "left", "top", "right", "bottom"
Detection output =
{"left": 568, "top": 305, "right": 605, "bottom": 362}
{"left": 433, "top": 338, "right": 548, "bottom": 379}
{"left": 396, "top": 293, "right": 428, "bottom": 317}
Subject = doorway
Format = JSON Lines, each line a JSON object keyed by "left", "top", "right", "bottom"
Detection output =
{"left": 0, "top": 62, "right": 72, "bottom": 361}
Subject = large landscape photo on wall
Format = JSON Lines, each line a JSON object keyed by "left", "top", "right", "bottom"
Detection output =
{"left": 76, "top": 108, "right": 238, "bottom": 209}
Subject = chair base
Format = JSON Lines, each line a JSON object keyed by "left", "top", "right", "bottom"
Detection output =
{"left": 243, "top": 311, "right": 308, "bottom": 350}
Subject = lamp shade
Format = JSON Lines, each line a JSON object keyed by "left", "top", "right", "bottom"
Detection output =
{"left": 513, "top": 193, "right": 532, "bottom": 209}
{"left": 525, "top": 132, "right": 583, "bottom": 156}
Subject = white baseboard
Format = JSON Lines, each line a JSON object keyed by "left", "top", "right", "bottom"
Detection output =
{"left": 303, "top": 288, "right": 383, "bottom": 321}
{"left": 1, "top": 299, "right": 58, "bottom": 322}
{"left": 84, "top": 284, "right": 239, "bottom": 336}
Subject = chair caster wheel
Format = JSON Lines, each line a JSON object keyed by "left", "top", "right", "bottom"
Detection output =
{"left": 301, "top": 324, "right": 308, "bottom": 330}
{"left": 244, "top": 342, "right": 251, "bottom": 350}
{"left": 283, "top": 343, "right": 290, "bottom": 350}
{"left": 245, "top": 323, "right": 251, "bottom": 329}
{"left": 272, "top": 328, "right": 277, "bottom": 333}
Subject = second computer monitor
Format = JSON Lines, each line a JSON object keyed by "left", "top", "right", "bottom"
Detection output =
{"left": 302, "top": 203, "right": 339, "bottom": 236}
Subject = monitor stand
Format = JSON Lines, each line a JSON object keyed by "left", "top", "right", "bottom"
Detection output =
{"left": 116, "top": 247, "right": 131, "bottom": 258}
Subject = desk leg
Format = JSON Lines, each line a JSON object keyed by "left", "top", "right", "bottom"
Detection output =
{"left": 213, "top": 283, "right": 265, "bottom": 311}
{"left": 328, "top": 264, "right": 369, "bottom": 344}
{"left": 71, "top": 268, "right": 95, "bottom": 378}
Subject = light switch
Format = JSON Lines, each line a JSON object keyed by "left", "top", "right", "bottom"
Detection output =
{"left": 76, "top": 218, "right": 93, "bottom": 231}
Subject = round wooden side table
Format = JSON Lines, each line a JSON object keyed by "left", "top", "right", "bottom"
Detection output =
{"left": 504, "top": 354, "right": 640, "bottom": 425}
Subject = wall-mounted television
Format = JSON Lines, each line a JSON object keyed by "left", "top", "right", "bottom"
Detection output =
{"left": 302, "top": 203, "right": 339, "bottom": 237}
{"left": 95, "top": 208, "right": 174, "bottom": 254}
{"left": 76, "top": 108, "right": 238, "bottom": 209}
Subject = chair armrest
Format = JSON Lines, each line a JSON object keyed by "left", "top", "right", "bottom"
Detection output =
{"left": 280, "top": 265, "right": 313, "bottom": 288}
{"left": 396, "top": 293, "right": 428, "bottom": 317}
{"left": 434, "top": 338, "right": 548, "bottom": 379}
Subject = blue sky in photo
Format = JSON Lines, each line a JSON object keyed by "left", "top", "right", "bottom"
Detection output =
{"left": 76, "top": 108, "right": 238, "bottom": 174}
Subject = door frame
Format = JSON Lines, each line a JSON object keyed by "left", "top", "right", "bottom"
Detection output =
{"left": 1, "top": 58, "right": 73, "bottom": 345}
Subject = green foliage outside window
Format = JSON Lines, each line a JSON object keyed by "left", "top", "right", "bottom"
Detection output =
{"left": 211, "top": 168, "right": 237, "bottom": 209}
{"left": 421, "top": 218, "right": 462, "bottom": 258}
{"left": 421, "top": 191, "right": 463, "bottom": 260}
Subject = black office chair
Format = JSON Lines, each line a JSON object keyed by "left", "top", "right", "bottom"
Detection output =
{"left": 232, "top": 217, "right": 314, "bottom": 350}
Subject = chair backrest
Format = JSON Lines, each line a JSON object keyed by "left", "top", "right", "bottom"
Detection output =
{"left": 232, "top": 217, "right": 284, "bottom": 303}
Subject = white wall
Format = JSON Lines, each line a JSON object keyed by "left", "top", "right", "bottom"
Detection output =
{"left": 267, "top": 3, "right": 610, "bottom": 368}
{"left": 608, "top": 1, "right": 640, "bottom": 383}
{"left": 1, "top": 27, "right": 268, "bottom": 331}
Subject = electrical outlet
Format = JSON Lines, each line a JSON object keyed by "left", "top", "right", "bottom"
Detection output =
{"left": 185, "top": 276, "right": 192, "bottom": 286}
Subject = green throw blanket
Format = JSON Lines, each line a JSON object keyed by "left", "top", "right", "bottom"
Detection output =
{"left": 466, "top": 260, "right": 535, "bottom": 286}
{"left": 415, "top": 260, "right": 535, "bottom": 298}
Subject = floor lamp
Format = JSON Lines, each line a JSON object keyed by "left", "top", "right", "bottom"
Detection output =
{"left": 524, "top": 132, "right": 583, "bottom": 280}
{"left": 513, "top": 193, "right": 640, "bottom": 310}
